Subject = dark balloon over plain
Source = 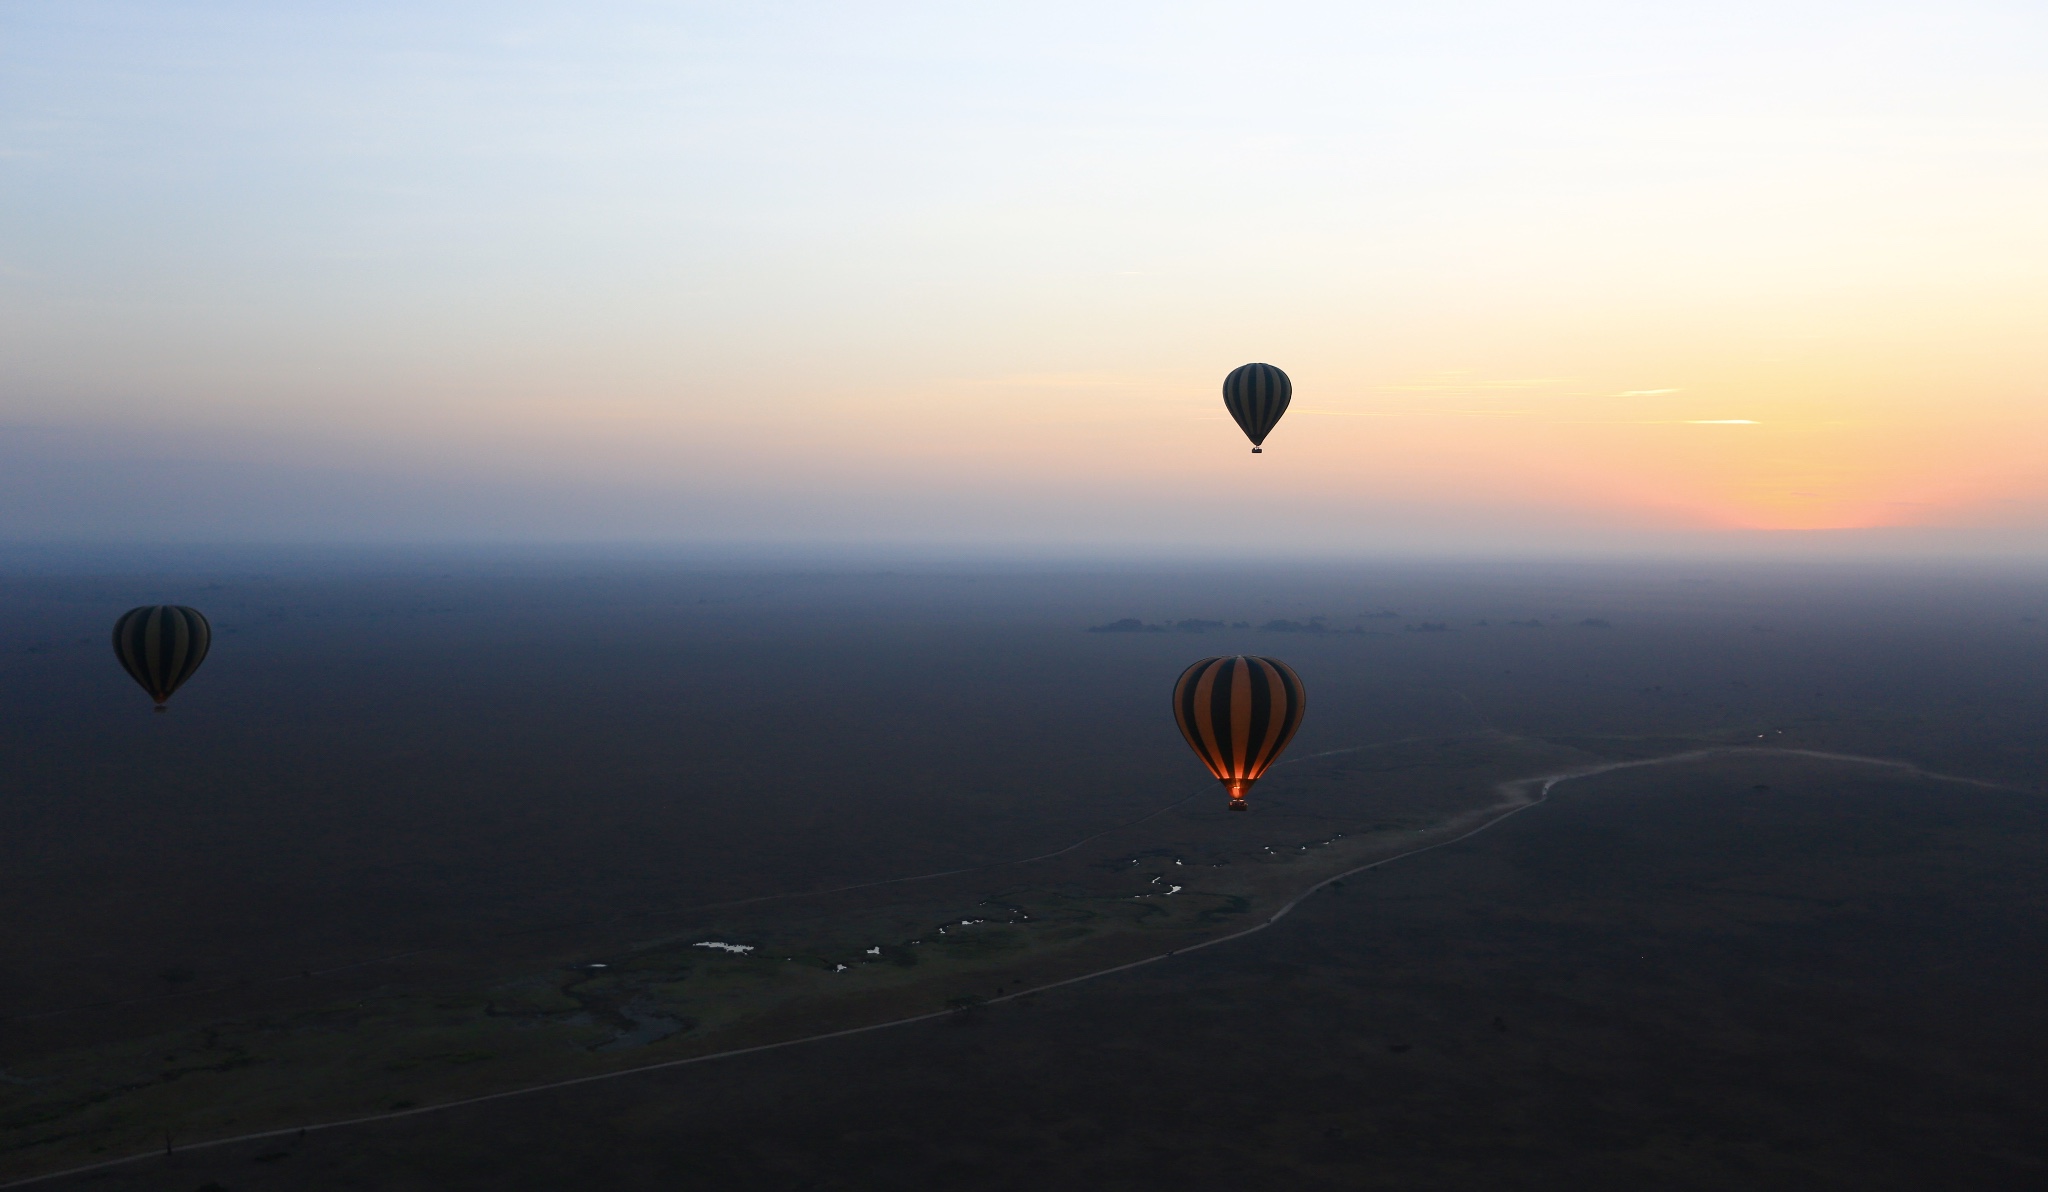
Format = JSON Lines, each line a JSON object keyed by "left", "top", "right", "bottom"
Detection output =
{"left": 1172, "top": 655, "right": 1307, "bottom": 810}
{"left": 1222, "top": 363, "right": 1292, "bottom": 453}
{"left": 112, "top": 605, "right": 212, "bottom": 711}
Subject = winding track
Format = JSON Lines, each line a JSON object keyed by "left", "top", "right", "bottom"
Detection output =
{"left": 0, "top": 732, "right": 1487, "bottom": 1032}
{"left": 2, "top": 745, "right": 2022, "bottom": 1188}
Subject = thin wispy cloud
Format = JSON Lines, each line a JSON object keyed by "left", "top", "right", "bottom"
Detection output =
{"left": 970, "top": 373, "right": 1156, "bottom": 390}
{"left": 1301, "top": 410, "right": 1750, "bottom": 425}
{"left": 1298, "top": 408, "right": 1538, "bottom": 418}
{"left": 1377, "top": 378, "right": 1573, "bottom": 393}
{"left": 1544, "top": 419, "right": 1762, "bottom": 426}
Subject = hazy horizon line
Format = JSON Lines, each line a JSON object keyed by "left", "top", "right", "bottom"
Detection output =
{"left": 4, "top": 530, "right": 2045, "bottom": 577}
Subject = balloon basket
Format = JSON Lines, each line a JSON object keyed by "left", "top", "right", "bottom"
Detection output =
{"left": 1227, "top": 798, "right": 1247, "bottom": 811}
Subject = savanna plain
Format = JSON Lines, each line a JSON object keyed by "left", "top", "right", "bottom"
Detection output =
{"left": 2, "top": 554, "right": 2045, "bottom": 1189}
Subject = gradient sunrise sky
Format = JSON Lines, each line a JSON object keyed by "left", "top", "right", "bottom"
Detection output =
{"left": 4, "top": 2, "right": 2045, "bottom": 553}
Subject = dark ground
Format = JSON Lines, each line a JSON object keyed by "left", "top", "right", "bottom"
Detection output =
{"left": 40, "top": 751, "right": 2048, "bottom": 1191}
{"left": 4, "top": 552, "right": 2047, "bottom": 1186}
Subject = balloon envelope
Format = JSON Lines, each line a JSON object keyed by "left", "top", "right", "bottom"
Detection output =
{"left": 1172, "top": 655, "right": 1307, "bottom": 809}
{"left": 112, "top": 605, "right": 211, "bottom": 708}
{"left": 1222, "top": 363, "right": 1292, "bottom": 452}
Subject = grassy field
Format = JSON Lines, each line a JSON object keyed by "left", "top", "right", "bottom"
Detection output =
{"left": 4, "top": 560, "right": 2041, "bottom": 1183}
{"left": 20, "top": 744, "right": 2048, "bottom": 1191}
{"left": 0, "top": 732, "right": 1615, "bottom": 1178}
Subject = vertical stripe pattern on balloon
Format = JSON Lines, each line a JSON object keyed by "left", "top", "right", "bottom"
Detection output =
{"left": 1171, "top": 655, "right": 1307, "bottom": 804}
{"left": 1221, "top": 363, "right": 1293, "bottom": 450}
{"left": 112, "top": 605, "right": 212, "bottom": 706}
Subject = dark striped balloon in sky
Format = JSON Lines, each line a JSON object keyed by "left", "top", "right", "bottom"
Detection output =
{"left": 1221, "top": 362, "right": 1291, "bottom": 453}
{"left": 1172, "top": 655, "right": 1307, "bottom": 810}
{"left": 112, "top": 605, "right": 211, "bottom": 710}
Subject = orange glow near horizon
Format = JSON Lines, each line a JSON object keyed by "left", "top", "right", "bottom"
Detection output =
{"left": 4, "top": 4, "right": 2045, "bottom": 550}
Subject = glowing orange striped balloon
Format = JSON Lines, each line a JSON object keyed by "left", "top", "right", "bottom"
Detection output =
{"left": 1172, "top": 655, "right": 1307, "bottom": 810}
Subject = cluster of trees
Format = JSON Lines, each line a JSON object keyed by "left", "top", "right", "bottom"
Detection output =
{"left": 1088, "top": 613, "right": 1615, "bottom": 635}
{"left": 1087, "top": 618, "right": 1248, "bottom": 634}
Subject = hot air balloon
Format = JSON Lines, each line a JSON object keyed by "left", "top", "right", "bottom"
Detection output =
{"left": 1172, "top": 655, "right": 1306, "bottom": 810}
{"left": 1222, "top": 363, "right": 1291, "bottom": 453}
{"left": 112, "top": 605, "right": 211, "bottom": 711}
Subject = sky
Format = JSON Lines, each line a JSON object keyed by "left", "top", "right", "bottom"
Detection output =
{"left": 4, "top": 1, "right": 2046, "bottom": 555}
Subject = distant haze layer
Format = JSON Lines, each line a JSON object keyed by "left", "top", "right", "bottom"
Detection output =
{"left": 3, "top": 2, "right": 2045, "bottom": 551}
